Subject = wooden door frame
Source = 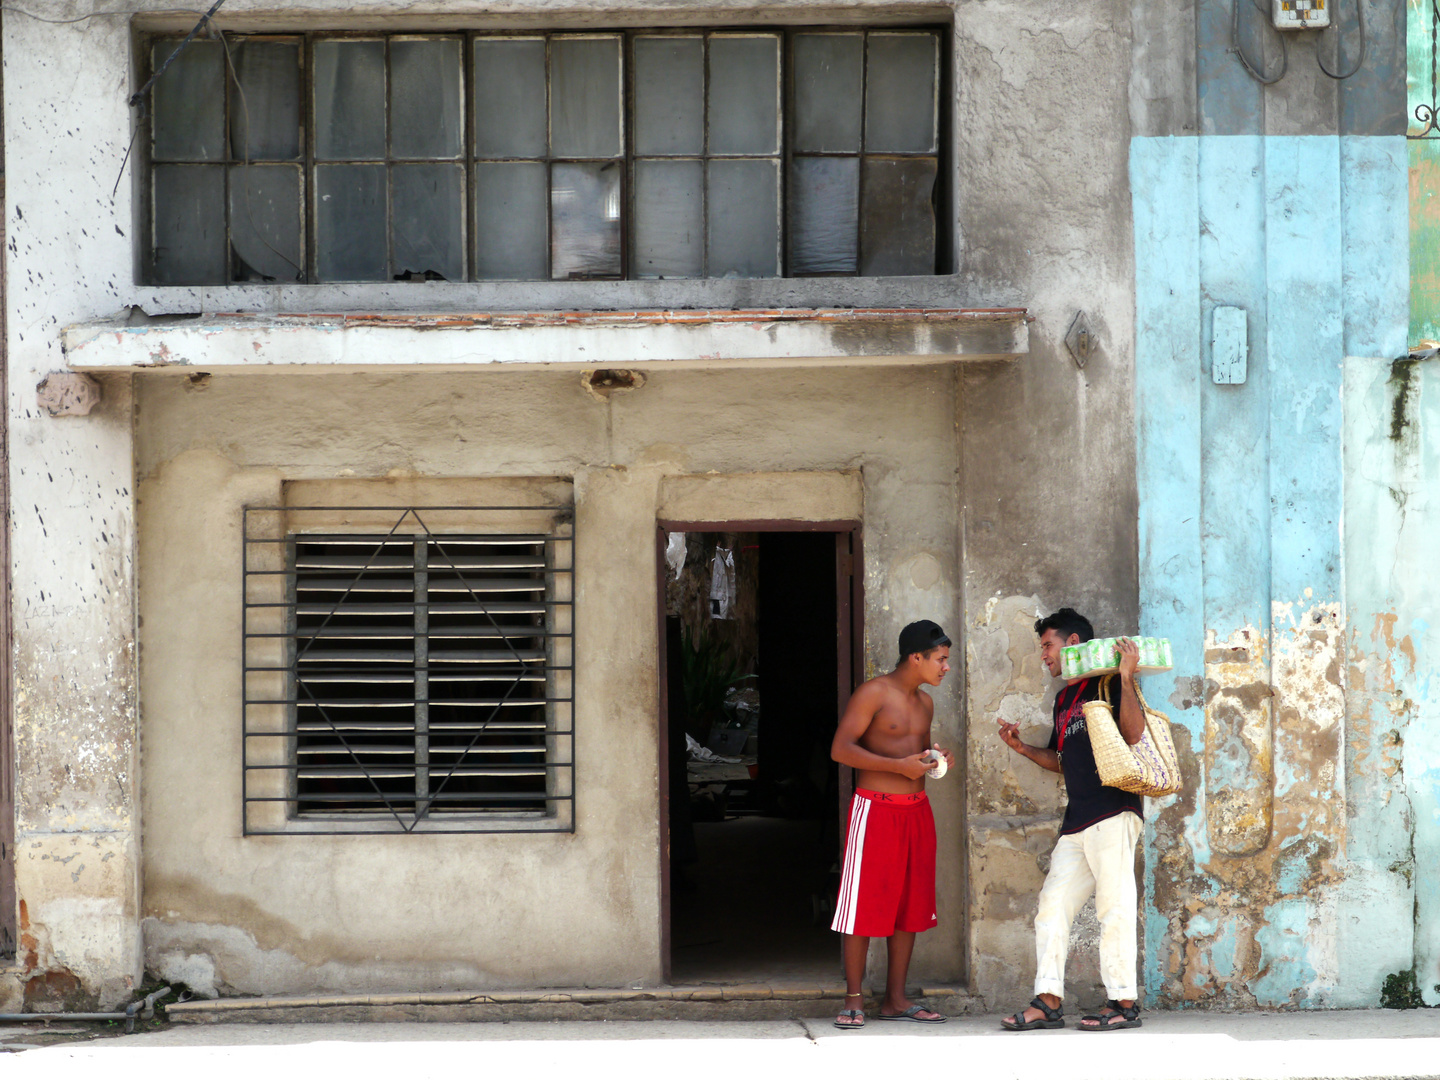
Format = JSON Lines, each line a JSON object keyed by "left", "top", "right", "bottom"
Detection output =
{"left": 655, "top": 519, "right": 863, "bottom": 983}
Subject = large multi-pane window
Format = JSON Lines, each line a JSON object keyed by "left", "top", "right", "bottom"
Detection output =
{"left": 143, "top": 28, "right": 944, "bottom": 284}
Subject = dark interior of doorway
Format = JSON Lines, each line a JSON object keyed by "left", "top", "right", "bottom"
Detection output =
{"left": 664, "top": 530, "right": 847, "bottom": 984}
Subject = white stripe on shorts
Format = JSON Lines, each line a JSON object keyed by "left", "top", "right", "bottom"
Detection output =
{"left": 831, "top": 797, "right": 871, "bottom": 935}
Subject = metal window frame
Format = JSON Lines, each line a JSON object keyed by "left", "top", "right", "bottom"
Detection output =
{"left": 309, "top": 34, "right": 471, "bottom": 284}
{"left": 784, "top": 29, "right": 944, "bottom": 277}
{"left": 625, "top": 30, "right": 785, "bottom": 280}
{"left": 241, "top": 505, "right": 575, "bottom": 836}
{"left": 140, "top": 24, "right": 949, "bottom": 285}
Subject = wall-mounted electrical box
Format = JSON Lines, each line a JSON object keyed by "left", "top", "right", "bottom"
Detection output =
{"left": 1273, "top": 0, "right": 1329, "bottom": 30}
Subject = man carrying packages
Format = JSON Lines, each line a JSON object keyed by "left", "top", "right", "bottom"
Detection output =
{"left": 997, "top": 607, "right": 1146, "bottom": 1032}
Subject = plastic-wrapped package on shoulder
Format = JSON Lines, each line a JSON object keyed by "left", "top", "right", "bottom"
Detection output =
{"left": 1061, "top": 636, "right": 1173, "bottom": 678}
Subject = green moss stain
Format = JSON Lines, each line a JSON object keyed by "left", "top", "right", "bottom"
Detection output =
{"left": 1389, "top": 356, "right": 1420, "bottom": 440}
{"left": 1381, "top": 969, "right": 1430, "bottom": 1009}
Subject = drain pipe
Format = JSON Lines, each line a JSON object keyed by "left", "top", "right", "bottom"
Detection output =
{"left": 0, "top": 985, "right": 173, "bottom": 1034}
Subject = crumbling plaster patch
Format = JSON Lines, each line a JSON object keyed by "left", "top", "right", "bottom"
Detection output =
{"left": 1152, "top": 603, "right": 1350, "bottom": 1006}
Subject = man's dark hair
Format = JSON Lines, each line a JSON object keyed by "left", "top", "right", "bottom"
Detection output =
{"left": 1034, "top": 607, "right": 1094, "bottom": 644}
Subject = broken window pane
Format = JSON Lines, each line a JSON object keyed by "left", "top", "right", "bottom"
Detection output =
{"left": 228, "top": 165, "right": 303, "bottom": 282}
{"left": 550, "top": 162, "right": 622, "bottom": 279}
{"left": 391, "top": 38, "right": 464, "bottom": 160}
{"left": 392, "top": 164, "right": 466, "bottom": 281}
{"left": 228, "top": 40, "right": 301, "bottom": 161}
{"left": 788, "top": 157, "right": 858, "bottom": 274}
{"left": 707, "top": 159, "right": 779, "bottom": 277}
{"left": 865, "top": 34, "right": 938, "bottom": 154}
{"left": 550, "top": 37, "right": 622, "bottom": 159}
{"left": 314, "top": 40, "right": 386, "bottom": 161}
{"left": 634, "top": 36, "right": 703, "bottom": 156}
{"left": 152, "top": 40, "right": 225, "bottom": 161}
{"left": 474, "top": 38, "right": 548, "bottom": 159}
{"left": 475, "top": 162, "right": 549, "bottom": 280}
{"left": 708, "top": 35, "right": 780, "bottom": 156}
{"left": 634, "top": 159, "right": 702, "bottom": 278}
{"left": 793, "top": 34, "right": 863, "bottom": 153}
{"left": 315, "top": 163, "right": 388, "bottom": 281}
{"left": 860, "top": 157, "right": 937, "bottom": 276}
{"left": 152, "top": 165, "right": 227, "bottom": 284}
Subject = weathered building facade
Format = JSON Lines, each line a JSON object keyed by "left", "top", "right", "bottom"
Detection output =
{"left": 0, "top": 0, "right": 1432, "bottom": 1015}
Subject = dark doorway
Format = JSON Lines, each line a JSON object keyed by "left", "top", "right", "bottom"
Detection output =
{"left": 658, "top": 523, "right": 860, "bottom": 984}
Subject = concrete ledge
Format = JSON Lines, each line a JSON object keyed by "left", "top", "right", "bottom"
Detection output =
{"left": 164, "top": 984, "right": 984, "bottom": 1024}
{"left": 61, "top": 308, "right": 1029, "bottom": 373}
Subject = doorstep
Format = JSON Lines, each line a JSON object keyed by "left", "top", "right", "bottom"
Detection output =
{"left": 165, "top": 984, "right": 983, "bottom": 1024}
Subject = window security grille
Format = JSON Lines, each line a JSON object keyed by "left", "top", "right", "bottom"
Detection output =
{"left": 143, "top": 28, "right": 944, "bottom": 284}
{"left": 242, "top": 507, "right": 574, "bottom": 834}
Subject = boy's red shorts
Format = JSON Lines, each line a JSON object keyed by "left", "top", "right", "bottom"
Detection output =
{"left": 830, "top": 788, "right": 937, "bottom": 937}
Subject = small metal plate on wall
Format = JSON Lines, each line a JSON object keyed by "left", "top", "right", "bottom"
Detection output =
{"left": 1212, "top": 306, "right": 1248, "bottom": 384}
{"left": 1065, "top": 311, "right": 1094, "bottom": 369}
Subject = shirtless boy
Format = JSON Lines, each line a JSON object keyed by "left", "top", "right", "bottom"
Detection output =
{"left": 828, "top": 619, "right": 955, "bottom": 1029}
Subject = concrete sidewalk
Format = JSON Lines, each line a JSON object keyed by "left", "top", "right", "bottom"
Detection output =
{"left": 5, "top": 1010, "right": 1440, "bottom": 1080}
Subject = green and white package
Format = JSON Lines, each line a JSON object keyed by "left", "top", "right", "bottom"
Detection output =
{"left": 1061, "top": 635, "right": 1174, "bottom": 676}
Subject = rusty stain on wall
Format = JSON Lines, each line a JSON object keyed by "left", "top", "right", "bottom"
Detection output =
{"left": 1204, "top": 626, "right": 1274, "bottom": 857}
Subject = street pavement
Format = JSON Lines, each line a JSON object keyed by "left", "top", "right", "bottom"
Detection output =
{"left": 5, "top": 1010, "right": 1440, "bottom": 1080}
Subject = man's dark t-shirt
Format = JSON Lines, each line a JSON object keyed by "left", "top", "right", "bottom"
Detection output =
{"left": 1046, "top": 675, "right": 1143, "bottom": 835}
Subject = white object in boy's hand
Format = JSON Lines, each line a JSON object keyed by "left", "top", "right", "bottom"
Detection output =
{"left": 922, "top": 748, "right": 948, "bottom": 780}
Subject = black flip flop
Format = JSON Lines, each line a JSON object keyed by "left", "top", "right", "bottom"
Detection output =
{"left": 877, "top": 1004, "right": 947, "bottom": 1024}
{"left": 833, "top": 1008, "right": 866, "bottom": 1029}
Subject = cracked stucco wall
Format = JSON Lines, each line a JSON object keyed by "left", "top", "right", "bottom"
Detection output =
{"left": 133, "top": 367, "right": 963, "bottom": 996}
{"left": 1131, "top": 0, "right": 1411, "bottom": 1009}
{"left": 3, "top": 7, "right": 141, "bottom": 1009}
{"left": 1341, "top": 355, "right": 1440, "bottom": 1006}
{"left": 3, "top": 0, "right": 1144, "bottom": 1004}
{"left": 956, "top": 0, "right": 1140, "bottom": 1010}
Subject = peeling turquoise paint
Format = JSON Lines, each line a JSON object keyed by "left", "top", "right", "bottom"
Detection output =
{"left": 1134, "top": 133, "right": 1409, "bottom": 1007}
{"left": 1343, "top": 354, "right": 1440, "bottom": 1005}
{"left": 1253, "top": 900, "right": 1319, "bottom": 1006}
{"left": 1210, "top": 918, "right": 1238, "bottom": 981}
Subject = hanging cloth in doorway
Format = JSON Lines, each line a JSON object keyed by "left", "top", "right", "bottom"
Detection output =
{"left": 666, "top": 531, "right": 687, "bottom": 581}
{"left": 709, "top": 546, "right": 735, "bottom": 620}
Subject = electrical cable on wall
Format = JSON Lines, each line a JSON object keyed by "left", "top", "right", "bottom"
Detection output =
{"left": 104, "top": 2, "right": 227, "bottom": 200}
{"left": 1316, "top": 0, "right": 1366, "bottom": 81}
{"left": 1233, "top": 0, "right": 1288, "bottom": 85}
{"left": 127, "top": 0, "right": 229, "bottom": 115}
{"left": 0, "top": 5, "right": 214, "bottom": 26}
{"left": 1233, "top": 0, "right": 1367, "bottom": 85}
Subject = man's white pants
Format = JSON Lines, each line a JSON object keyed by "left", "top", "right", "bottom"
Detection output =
{"left": 1033, "top": 811, "right": 1141, "bottom": 1001}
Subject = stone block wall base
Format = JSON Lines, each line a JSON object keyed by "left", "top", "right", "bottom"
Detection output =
{"left": 166, "top": 985, "right": 985, "bottom": 1024}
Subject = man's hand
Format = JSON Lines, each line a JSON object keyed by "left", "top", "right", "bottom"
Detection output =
{"left": 997, "top": 718, "right": 1062, "bottom": 774}
{"left": 1114, "top": 639, "right": 1146, "bottom": 744}
{"left": 929, "top": 742, "right": 956, "bottom": 770}
{"left": 896, "top": 751, "right": 933, "bottom": 780}
{"left": 1117, "top": 636, "right": 1140, "bottom": 680}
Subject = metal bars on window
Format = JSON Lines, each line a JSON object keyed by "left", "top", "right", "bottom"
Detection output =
{"left": 144, "top": 27, "right": 943, "bottom": 285}
{"left": 242, "top": 506, "right": 574, "bottom": 834}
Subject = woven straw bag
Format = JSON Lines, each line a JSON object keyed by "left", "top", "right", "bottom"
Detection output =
{"left": 1082, "top": 675, "right": 1183, "bottom": 797}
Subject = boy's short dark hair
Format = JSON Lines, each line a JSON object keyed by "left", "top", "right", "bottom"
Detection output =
{"left": 1034, "top": 607, "right": 1094, "bottom": 644}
